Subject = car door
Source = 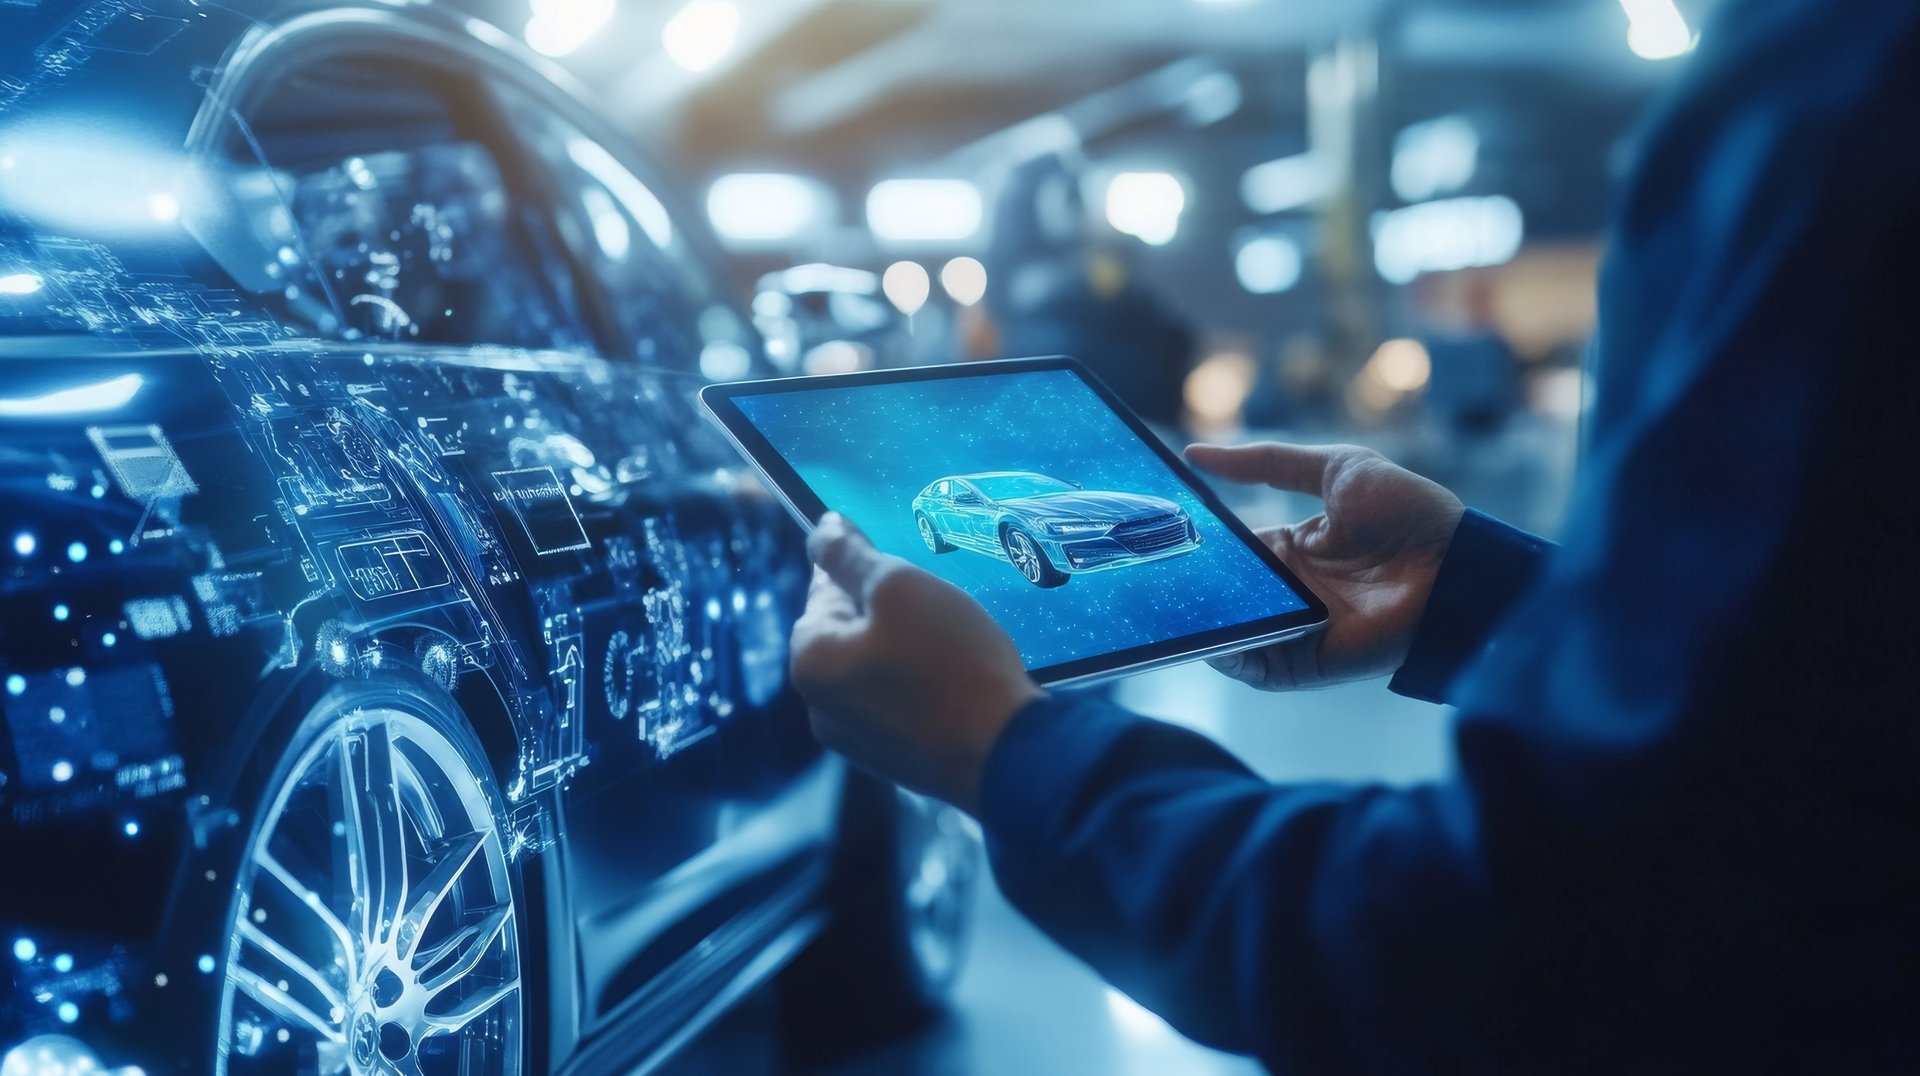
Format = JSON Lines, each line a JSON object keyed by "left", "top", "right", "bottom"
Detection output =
{"left": 949, "top": 480, "right": 997, "bottom": 550}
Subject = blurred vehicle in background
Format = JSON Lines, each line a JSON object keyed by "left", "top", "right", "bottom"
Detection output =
{"left": 0, "top": 3, "right": 978, "bottom": 1073}
{"left": 750, "top": 263, "right": 910, "bottom": 375}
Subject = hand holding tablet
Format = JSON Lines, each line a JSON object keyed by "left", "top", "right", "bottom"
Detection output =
{"left": 701, "top": 357, "right": 1330, "bottom": 687}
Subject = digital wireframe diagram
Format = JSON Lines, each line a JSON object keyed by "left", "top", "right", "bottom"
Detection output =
{"left": 910, "top": 471, "right": 1203, "bottom": 588}
{"left": 0, "top": 2, "right": 950, "bottom": 1073}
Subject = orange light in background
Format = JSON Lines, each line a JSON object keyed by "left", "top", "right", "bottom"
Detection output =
{"left": 1370, "top": 338, "right": 1432, "bottom": 393}
{"left": 1184, "top": 351, "right": 1257, "bottom": 428}
{"left": 1348, "top": 338, "right": 1432, "bottom": 419}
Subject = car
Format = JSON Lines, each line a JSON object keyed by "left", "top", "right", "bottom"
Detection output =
{"left": 0, "top": 3, "right": 979, "bottom": 1073}
{"left": 911, "top": 472, "right": 1202, "bottom": 588}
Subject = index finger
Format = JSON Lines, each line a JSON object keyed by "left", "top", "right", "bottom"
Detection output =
{"left": 1184, "top": 442, "right": 1357, "bottom": 498}
{"left": 807, "top": 513, "right": 889, "bottom": 610}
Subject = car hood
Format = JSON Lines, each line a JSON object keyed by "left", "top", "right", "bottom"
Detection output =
{"left": 996, "top": 490, "right": 1181, "bottom": 522}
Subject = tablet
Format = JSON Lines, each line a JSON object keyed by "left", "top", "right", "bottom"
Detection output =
{"left": 701, "top": 357, "right": 1328, "bottom": 687}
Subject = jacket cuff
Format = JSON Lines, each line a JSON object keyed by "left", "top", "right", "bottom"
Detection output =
{"left": 1389, "top": 509, "right": 1552, "bottom": 705}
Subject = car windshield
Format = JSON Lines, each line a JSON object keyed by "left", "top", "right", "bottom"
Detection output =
{"left": 971, "top": 475, "right": 1075, "bottom": 500}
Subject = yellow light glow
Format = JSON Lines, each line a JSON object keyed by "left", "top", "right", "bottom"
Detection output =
{"left": 1183, "top": 351, "right": 1257, "bottom": 427}
{"left": 1369, "top": 338, "right": 1432, "bottom": 393}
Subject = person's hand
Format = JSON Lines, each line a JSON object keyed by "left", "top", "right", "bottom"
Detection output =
{"left": 1185, "top": 443, "right": 1464, "bottom": 691}
{"left": 791, "top": 514, "right": 1044, "bottom": 814}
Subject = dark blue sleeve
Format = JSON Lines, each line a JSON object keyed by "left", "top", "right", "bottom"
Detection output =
{"left": 976, "top": 1, "right": 1920, "bottom": 1070}
{"left": 1387, "top": 510, "right": 1552, "bottom": 706}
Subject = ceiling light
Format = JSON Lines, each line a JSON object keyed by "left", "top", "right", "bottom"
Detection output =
{"left": 1105, "top": 172, "right": 1186, "bottom": 247}
{"left": 940, "top": 257, "right": 988, "bottom": 306}
{"left": 662, "top": 0, "right": 741, "bottom": 73}
{"left": 867, "top": 180, "right": 983, "bottom": 244}
{"left": 707, "top": 173, "right": 829, "bottom": 244}
{"left": 882, "top": 261, "right": 931, "bottom": 317}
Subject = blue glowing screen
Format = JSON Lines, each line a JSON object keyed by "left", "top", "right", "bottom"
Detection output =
{"left": 732, "top": 368, "right": 1307, "bottom": 670}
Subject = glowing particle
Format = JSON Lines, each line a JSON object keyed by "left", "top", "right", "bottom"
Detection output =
{"left": 276, "top": 1029, "right": 290, "bottom": 1043}
{"left": 51, "top": 760, "right": 74, "bottom": 782}
{"left": 90, "top": 484, "right": 106, "bottom": 499}
{"left": 153, "top": 973, "right": 168, "bottom": 987}
{"left": 48, "top": 707, "right": 65, "bottom": 724}
{"left": 109, "top": 539, "right": 124, "bottom": 554}
{"left": 65, "top": 667, "right": 85, "bottom": 687}
{"left": 102, "top": 632, "right": 117, "bottom": 648}
{"left": 197, "top": 954, "right": 215, "bottom": 974}
{"left": 57, "top": 1000, "right": 79, "bottom": 1023}
{"left": 12, "top": 532, "right": 35, "bottom": 556}
{"left": 252, "top": 908, "right": 267, "bottom": 923}
{"left": 5, "top": 675, "right": 23, "bottom": 696}
{"left": 52, "top": 953, "right": 73, "bottom": 973}
{"left": 124, "top": 820, "right": 140, "bottom": 837}
{"left": 53, "top": 603, "right": 69, "bottom": 621}
{"left": 66, "top": 541, "right": 87, "bottom": 563}
{"left": 12, "top": 938, "right": 34, "bottom": 961}
{"left": 204, "top": 870, "right": 216, "bottom": 882}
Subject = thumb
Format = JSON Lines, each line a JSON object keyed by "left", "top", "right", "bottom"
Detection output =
{"left": 1185, "top": 442, "right": 1354, "bottom": 498}
{"left": 808, "top": 513, "right": 888, "bottom": 610}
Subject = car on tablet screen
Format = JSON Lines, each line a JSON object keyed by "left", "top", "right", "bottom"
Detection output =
{"left": 0, "top": 3, "right": 979, "bottom": 1073}
{"left": 911, "top": 472, "right": 1202, "bottom": 588}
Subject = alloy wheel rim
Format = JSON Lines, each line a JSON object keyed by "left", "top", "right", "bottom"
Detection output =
{"left": 919, "top": 517, "right": 936, "bottom": 551}
{"left": 217, "top": 708, "right": 521, "bottom": 1075}
{"left": 1008, "top": 532, "right": 1042, "bottom": 583}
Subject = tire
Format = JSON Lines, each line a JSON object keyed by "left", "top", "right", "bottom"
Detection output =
{"left": 916, "top": 513, "right": 954, "bottom": 554}
{"left": 214, "top": 683, "right": 526, "bottom": 1074}
{"left": 1002, "top": 526, "right": 1069, "bottom": 588}
{"left": 779, "top": 770, "right": 981, "bottom": 1060}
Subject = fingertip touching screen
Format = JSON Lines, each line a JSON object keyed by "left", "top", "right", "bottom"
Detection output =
{"left": 707, "top": 359, "right": 1324, "bottom": 685}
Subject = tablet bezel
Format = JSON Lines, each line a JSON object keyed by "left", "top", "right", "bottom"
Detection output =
{"left": 700, "top": 356, "right": 1329, "bottom": 688}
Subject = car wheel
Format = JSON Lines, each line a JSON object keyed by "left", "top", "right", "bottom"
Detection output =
{"left": 917, "top": 513, "right": 954, "bottom": 554}
{"left": 1002, "top": 527, "right": 1068, "bottom": 588}
{"left": 215, "top": 698, "right": 523, "bottom": 1074}
{"left": 779, "top": 771, "right": 981, "bottom": 1059}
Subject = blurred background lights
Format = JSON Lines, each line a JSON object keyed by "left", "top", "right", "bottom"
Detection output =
{"left": 698, "top": 341, "right": 754, "bottom": 381}
{"left": 662, "top": 0, "right": 742, "bottom": 73}
{"left": 66, "top": 541, "right": 86, "bottom": 563}
{"left": 881, "top": 261, "right": 932, "bottom": 316}
{"left": 1183, "top": 351, "right": 1258, "bottom": 428}
{"left": 1372, "top": 195, "right": 1524, "bottom": 284}
{"left": 1, "top": 1034, "right": 151, "bottom": 1076}
{"left": 4, "top": 675, "right": 22, "bottom": 696}
{"left": 1240, "top": 152, "right": 1331, "bottom": 215}
{"left": 51, "top": 953, "right": 72, "bottom": 973}
{"left": 1105, "top": 172, "right": 1187, "bottom": 246}
{"left": 124, "top": 820, "right": 140, "bottom": 838}
{"left": 939, "top": 257, "right": 988, "bottom": 306}
{"left": 56, "top": 1001, "right": 79, "bottom": 1024}
{"left": 1620, "top": 0, "right": 1694, "bottom": 59}
{"left": 50, "top": 760, "right": 73, "bottom": 783}
{"left": 0, "top": 272, "right": 42, "bottom": 296}
{"left": 146, "top": 190, "right": 180, "bottom": 223}
{"left": 707, "top": 173, "right": 830, "bottom": 243}
{"left": 12, "top": 532, "right": 34, "bottom": 556}
{"left": 867, "top": 180, "right": 983, "bottom": 244}
{"left": 1392, "top": 115, "right": 1479, "bottom": 203}
{"left": 523, "top": 0, "right": 616, "bottom": 59}
{"left": 11, "top": 938, "right": 32, "bottom": 962}
{"left": 1234, "top": 235, "right": 1303, "bottom": 295}
{"left": 1374, "top": 338, "right": 1434, "bottom": 392}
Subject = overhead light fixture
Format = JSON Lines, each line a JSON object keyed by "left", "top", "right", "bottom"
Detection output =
{"left": 881, "top": 261, "right": 931, "bottom": 317}
{"left": 1392, "top": 116, "right": 1479, "bottom": 203}
{"left": 940, "top": 257, "right": 988, "bottom": 306}
{"left": 1372, "top": 196, "right": 1524, "bottom": 284}
{"left": 1105, "top": 172, "right": 1186, "bottom": 247}
{"left": 867, "top": 180, "right": 983, "bottom": 244}
{"left": 662, "top": 0, "right": 741, "bottom": 73}
{"left": 1240, "top": 153, "right": 1332, "bottom": 215}
{"left": 1234, "top": 236, "right": 1302, "bottom": 295}
{"left": 1619, "top": 0, "right": 1694, "bottom": 60}
{"left": 524, "top": 0, "right": 616, "bottom": 59}
{"left": 707, "top": 173, "right": 830, "bottom": 244}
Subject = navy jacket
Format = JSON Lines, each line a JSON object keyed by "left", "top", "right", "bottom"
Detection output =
{"left": 976, "top": 1, "right": 1920, "bottom": 1070}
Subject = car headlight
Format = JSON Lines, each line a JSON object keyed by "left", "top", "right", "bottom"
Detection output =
{"left": 1042, "top": 520, "right": 1110, "bottom": 537}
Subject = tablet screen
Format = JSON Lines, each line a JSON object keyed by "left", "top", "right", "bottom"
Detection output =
{"left": 722, "top": 364, "right": 1314, "bottom": 677}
